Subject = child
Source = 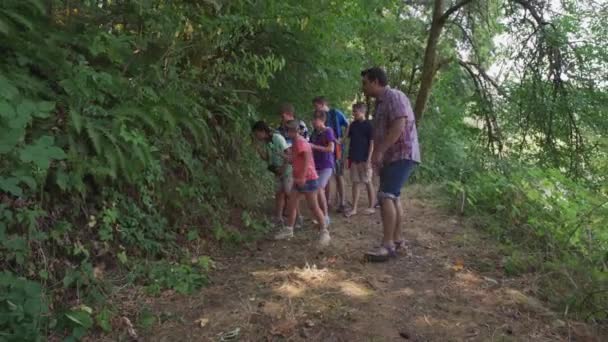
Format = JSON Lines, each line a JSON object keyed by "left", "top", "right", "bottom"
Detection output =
{"left": 275, "top": 120, "right": 331, "bottom": 247}
{"left": 345, "top": 103, "right": 375, "bottom": 217}
{"left": 309, "top": 111, "right": 336, "bottom": 226}
{"left": 252, "top": 121, "right": 292, "bottom": 226}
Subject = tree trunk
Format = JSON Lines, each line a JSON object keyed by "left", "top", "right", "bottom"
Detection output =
{"left": 414, "top": 0, "right": 446, "bottom": 124}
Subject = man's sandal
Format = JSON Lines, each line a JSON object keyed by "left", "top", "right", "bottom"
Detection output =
{"left": 364, "top": 245, "right": 397, "bottom": 263}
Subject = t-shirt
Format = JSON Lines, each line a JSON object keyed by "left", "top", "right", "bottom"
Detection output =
{"left": 348, "top": 120, "right": 373, "bottom": 163}
{"left": 292, "top": 135, "right": 318, "bottom": 182}
{"left": 310, "top": 127, "right": 336, "bottom": 170}
{"left": 326, "top": 108, "right": 348, "bottom": 140}
{"left": 266, "top": 133, "right": 292, "bottom": 175}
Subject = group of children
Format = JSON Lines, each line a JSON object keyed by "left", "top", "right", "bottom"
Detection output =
{"left": 252, "top": 98, "right": 376, "bottom": 248}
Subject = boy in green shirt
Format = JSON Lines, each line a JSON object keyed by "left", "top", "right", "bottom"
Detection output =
{"left": 252, "top": 121, "right": 293, "bottom": 225}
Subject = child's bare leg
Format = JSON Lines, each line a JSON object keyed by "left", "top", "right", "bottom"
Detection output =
{"left": 317, "top": 188, "right": 328, "bottom": 218}
{"left": 286, "top": 192, "right": 301, "bottom": 227}
{"left": 305, "top": 191, "right": 326, "bottom": 230}
{"left": 366, "top": 182, "right": 376, "bottom": 209}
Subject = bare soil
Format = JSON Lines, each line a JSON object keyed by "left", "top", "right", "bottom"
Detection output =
{"left": 125, "top": 186, "right": 604, "bottom": 342}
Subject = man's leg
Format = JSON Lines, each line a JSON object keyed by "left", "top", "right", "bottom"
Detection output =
{"left": 380, "top": 197, "right": 397, "bottom": 247}
{"left": 365, "top": 161, "right": 412, "bottom": 261}
{"left": 393, "top": 198, "right": 403, "bottom": 243}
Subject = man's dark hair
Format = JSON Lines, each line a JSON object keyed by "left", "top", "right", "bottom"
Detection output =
{"left": 352, "top": 102, "right": 367, "bottom": 113}
{"left": 312, "top": 96, "right": 328, "bottom": 105}
{"left": 252, "top": 120, "right": 272, "bottom": 134}
{"left": 279, "top": 102, "right": 295, "bottom": 115}
{"left": 361, "top": 67, "right": 388, "bottom": 87}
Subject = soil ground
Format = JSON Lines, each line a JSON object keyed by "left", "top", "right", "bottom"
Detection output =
{"left": 122, "top": 185, "right": 604, "bottom": 342}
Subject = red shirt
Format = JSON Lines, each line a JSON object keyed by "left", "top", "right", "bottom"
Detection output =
{"left": 292, "top": 135, "right": 318, "bottom": 182}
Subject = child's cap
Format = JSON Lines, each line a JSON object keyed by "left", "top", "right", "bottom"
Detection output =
{"left": 285, "top": 120, "right": 299, "bottom": 131}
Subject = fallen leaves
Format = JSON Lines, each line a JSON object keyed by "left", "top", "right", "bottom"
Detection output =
{"left": 451, "top": 258, "right": 465, "bottom": 271}
{"left": 121, "top": 316, "right": 138, "bottom": 339}
{"left": 270, "top": 319, "right": 297, "bottom": 337}
{"left": 195, "top": 317, "right": 209, "bottom": 328}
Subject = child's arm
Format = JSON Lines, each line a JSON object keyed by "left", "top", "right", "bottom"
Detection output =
{"left": 311, "top": 142, "right": 335, "bottom": 153}
{"left": 367, "top": 140, "right": 375, "bottom": 166}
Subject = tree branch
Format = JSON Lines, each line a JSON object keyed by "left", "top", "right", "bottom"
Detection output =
{"left": 439, "top": 0, "right": 475, "bottom": 24}
{"left": 512, "top": 0, "right": 550, "bottom": 26}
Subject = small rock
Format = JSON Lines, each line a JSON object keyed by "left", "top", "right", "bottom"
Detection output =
{"left": 399, "top": 331, "right": 410, "bottom": 339}
{"left": 552, "top": 319, "right": 566, "bottom": 329}
{"left": 305, "top": 319, "right": 315, "bottom": 328}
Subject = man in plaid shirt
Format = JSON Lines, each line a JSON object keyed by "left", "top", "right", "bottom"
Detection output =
{"left": 361, "top": 67, "right": 420, "bottom": 262}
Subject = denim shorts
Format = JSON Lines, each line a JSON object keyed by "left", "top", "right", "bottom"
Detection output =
{"left": 378, "top": 159, "right": 417, "bottom": 199}
{"left": 295, "top": 178, "right": 320, "bottom": 193}
{"left": 316, "top": 168, "right": 333, "bottom": 188}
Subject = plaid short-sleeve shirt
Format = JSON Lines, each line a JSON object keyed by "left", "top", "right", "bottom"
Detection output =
{"left": 372, "top": 87, "right": 421, "bottom": 164}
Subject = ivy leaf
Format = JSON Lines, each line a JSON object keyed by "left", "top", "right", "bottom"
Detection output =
{"left": 0, "top": 18, "right": 9, "bottom": 35}
{"left": 69, "top": 110, "right": 83, "bottom": 134}
{"left": 34, "top": 101, "right": 55, "bottom": 118}
{"left": 0, "top": 126, "right": 24, "bottom": 153}
{"left": 0, "top": 177, "right": 23, "bottom": 196}
{"left": 19, "top": 135, "right": 66, "bottom": 170}
{"left": 0, "top": 100, "right": 15, "bottom": 118}
{"left": 65, "top": 310, "right": 94, "bottom": 328}
{"left": 0, "top": 75, "right": 18, "bottom": 100}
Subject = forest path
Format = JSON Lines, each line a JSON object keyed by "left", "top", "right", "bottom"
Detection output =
{"left": 137, "top": 185, "right": 602, "bottom": 342}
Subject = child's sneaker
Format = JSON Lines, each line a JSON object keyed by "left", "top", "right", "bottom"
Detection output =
{"left": 295, "top": 215, "right": 304, "bottom": 229}
{"left": 274, "top": 227, "right": 294, "bottom": 240}
{"left": 318, "top": 229, "right": 331, "bottom": 247}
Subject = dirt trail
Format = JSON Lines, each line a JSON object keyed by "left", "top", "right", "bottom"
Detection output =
{"left": 137, "top": 186, "right": 603, "bottom": 342}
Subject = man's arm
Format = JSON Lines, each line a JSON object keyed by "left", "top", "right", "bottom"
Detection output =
{"left": 367, "top": 140, "right": 375, "bottom": 165}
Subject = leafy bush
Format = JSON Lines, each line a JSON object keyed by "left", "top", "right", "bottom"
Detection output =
{"left": 455, "top": 165, "right": 608, "bottom": 320}
{"left": 0, "top": 272, "right": 48, "bottom": 342}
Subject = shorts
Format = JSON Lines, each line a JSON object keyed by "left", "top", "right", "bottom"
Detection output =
{"left": 378, "top": 159, "right": 417, "bottom": 200}
{"left": 317, "top": 168, "right": 333, "bottom": 188}
{"left": 275, "top": 173, "right": 293, "bottom": 193}
{"left": 333, "top": 159, "right": 344, "bottom": 177}
{"left": 295, "top": 178, "right": 320, "bottom": 193}
{"left": 350, "top": 162, "right": 372, "bottom": 184}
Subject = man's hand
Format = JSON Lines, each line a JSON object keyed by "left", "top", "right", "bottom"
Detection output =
{"left": 371, "top": 150, "right": 383, "bottom": 169}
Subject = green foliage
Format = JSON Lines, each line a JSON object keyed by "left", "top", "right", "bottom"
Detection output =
{"left": 0, "top": 272, "right": 48, "bottom": 342}
{"left": 132, "top": 257, "right": 212, "bottom": 296}
{"left": 0, "top": 0, "right": 607, "bottom": 339}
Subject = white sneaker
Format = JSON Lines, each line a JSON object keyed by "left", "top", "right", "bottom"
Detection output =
{"left": 318, "top": 229, "right": 331, "bottom": 247}
{"left": 274, "top": 227, "right": 294, "bottom": 240}
{"left": 324, "top": 215, "right": 331, "bottom": 226}
{"left": 295, "top": 215, "right": 304, "bottom": 229}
